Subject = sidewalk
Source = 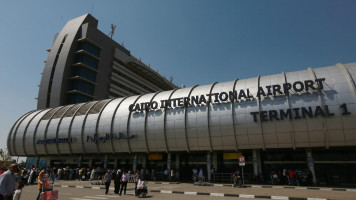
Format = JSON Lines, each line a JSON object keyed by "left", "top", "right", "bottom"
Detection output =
{"left": 51, "top": 180, "right": 356, "bottom": 200}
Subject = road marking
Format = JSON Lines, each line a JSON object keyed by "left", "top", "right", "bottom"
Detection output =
{"left": 92, "top": 187, "right": 101, "bottom": 190}
{"left": 70, "top": 198, "right": 96, "bottom": 200}
{"left": 346, "top": 189, "right": 356, "bottom": 192}
{"left": 252, "top": 185, "right": 262, "bottom": 188}
{"left": 161, "top": 190, "right": 173, "bottom": 194}
{"left": 210, "top": 193, "right": 224, "bottom": 196}
{"left": 239, "top": 194, "right": 255, "bottom": 198}
{"left": 214, "top": 184, "right": 223, "bottom": 187}
{"left": 296, "top": 187, "right": 307, "bottom": 190}
{"left": 271, "top": 196, "right": 289, "bottom": 200}
{"left": 83, "top": 196, "right": 107, "bottom": 199}
{"left": 273, "top": 186, "right": 284, "bottom": 189}
{"left": 184, "top": 191, "right": 197, "bottom": 195}
{"left": 94, "top": 195, "right": 120, "bottom": 198}
{"left": 76, "top": 186, "right": 84, "bottom": 188}
{"left": 61, "top": 185, "right": 69, "bottom": 188}
{"left": 320, "top": 188, "right": 332, "bottom": 191}
{"left": 307, "top": 198, "right": 328, "bottom": 200}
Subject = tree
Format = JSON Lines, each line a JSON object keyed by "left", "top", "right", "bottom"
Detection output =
{"left": 0, "top": 148, "right": 12, "bottom": 169}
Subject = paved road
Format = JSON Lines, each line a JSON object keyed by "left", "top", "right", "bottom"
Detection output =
{"left": 22, "top": 185, "right": 268, "bottom": 200}
{"left": 21, "top": 180, "right": 356, "bottom": 200}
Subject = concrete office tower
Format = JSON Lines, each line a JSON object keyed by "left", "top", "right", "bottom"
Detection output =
{"left": 37, "top": 14, "right": 178, "bottom": 109}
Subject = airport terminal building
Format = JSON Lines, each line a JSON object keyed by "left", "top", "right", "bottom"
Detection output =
{"left": 8, "top": 61, "right": 356, "bottom": 185}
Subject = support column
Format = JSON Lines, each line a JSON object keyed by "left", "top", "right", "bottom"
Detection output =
{"left": 213, "top": 151, "right": 218, "bottom": 171}
{"left": 103, "top": 155, "right": 108, "bottom": 169}
{"left": 258, "top": 150, "right": 262, "bottom": 175}
{"left": 114, "top": 158, "right": 118, "bottom": 169}
{"left": 253, "top": 149, "right": 259, "bottom": 177}
{"left": 78, "top": 155, "right": 82, "bottom": 168}
{"left": 89, "top": 159, "right": 93, "bottom": 168}
{"left": 133, "top": 154, "right": 138, "bottom": 172}
{"left": 36, "top": 157, "right": 40, "bottom": 168}
{"left": 306, "top": 148, "right": 317, "bottom": 185}
{"left": 175, "top": 154, "right": 180, "bottom": 179}
{"left": 142, "top": 154, "right": 147, "bottom": 169}
{"left": 207, "top": 152, "right": 211, "bottom": 182}
{"left": 167, "top": 153, "right": 172, "bottom": 179}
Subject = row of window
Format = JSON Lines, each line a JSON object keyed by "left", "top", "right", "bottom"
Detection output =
{"left": 67, "top": 42, "right": 101, "bottom": 105}
{"left": 68, "top": 93, "right": 93, "bottom": 104}
{"left": 78, "top": 42, "right": 100, "bottom": 57}
{"left": 73, "top": 67, "right": 96, "bottom": 82}
{"left": 71, "top": 80, "right": 94, "bottom": 95}
{"left": 75, "top": 54, "right": 98, "bottom": 70}
{"left": 112, "top": 68, "right": 156, "bottom": 93}
{"left": 110, "top": 79, "right": 140, "bottom": 95}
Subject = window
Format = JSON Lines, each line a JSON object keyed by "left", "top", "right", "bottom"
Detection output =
{"left": 68, "top": 94, "right": 93, "bottom": 104}
{"left": 71, "top": 80, "right": 94, "bottom": 95}
{"left": 78, "top": 42, "right": 100, "bottom": 57}
{"left": 112, "top": 68, "right": 156, "bottom": 93}
{"left": 73, "top": 67, "right": 96, "bottom": 82}
{"left": 75, "top": 54, "right": 98, "bottom": 69}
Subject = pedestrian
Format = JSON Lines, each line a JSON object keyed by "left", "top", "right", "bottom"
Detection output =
{"left": 170, "top": 169, "right": 175, "bottom": 182}
{"left": 104, "top": 170, "right": 112, "bottom": 195}
{"left": 134, "top": 169, "right": 144, "bottom": 195}
{"left": 114, "top": 170, "right": 122, "bottom": 194}
{"left": 198, "top": 168, "right": 204, "bottom": 181}
{"left": 120, "top": 171, "right": 129, "bottom": 195}
{"left": 57, "top": 168, "right": 62, "bottom": 180}
{"left": 36, "top": 170, "right": 46, "bottom": 200}
{"left": 289, "top": 169, "right": 295, "bottom": 185}
{"left": 163, "top": 169, "right": 169, "bottom": 182}
{"left": 90, "top": 168, "right": 95, "bottom": 180}
{"left": 0, "top": 164, "right": 19, "bottom": 200}
{"left": 79, "top": 168, "right": 83, "bottom": 181}
{"left": 12, "top": 183, "right": 24, "bottom": 200}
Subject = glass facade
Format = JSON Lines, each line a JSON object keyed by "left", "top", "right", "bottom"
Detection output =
{"left": 68, "top": 93, "right": 93, "bottom": 104}
{"left": 73, "top": 67, "right": 96, "bottom": 82}
{"left": 78, "top": 42, "right": 100, "bottom": 57}
{"left": 71, "top": 80, "right": 94, "bottom": 95}
{"left": 75, "top": 54, "right": 98, "bottom": 69}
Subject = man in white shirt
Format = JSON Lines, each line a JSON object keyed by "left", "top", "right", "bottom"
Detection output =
{"left": 0, "top": 164, "right": 19, "bottom": 200}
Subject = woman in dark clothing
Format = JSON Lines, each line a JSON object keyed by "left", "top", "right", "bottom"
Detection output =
{"left": 114, "top": 170, "right": 122, "bottom": 194}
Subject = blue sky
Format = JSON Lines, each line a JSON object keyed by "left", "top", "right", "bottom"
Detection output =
{"left": 1, "top": 0, "right": 356, "bottom": 155}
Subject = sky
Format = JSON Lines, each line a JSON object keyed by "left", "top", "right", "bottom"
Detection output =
{"left": 0, "top": 0, "right": 356, "bottom": 157}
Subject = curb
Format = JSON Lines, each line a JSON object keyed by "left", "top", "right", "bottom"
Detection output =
{"left": 54, "top": 185, "right": 330, "bottom": 200}
{"left": 212, "top": 183, "right": 356, "bottom": 192}
{"left": 150, "top": 189, "right": 329, "bottom": 200}
{"left": 153, "top": 182, "right": 356, "bottom": 192}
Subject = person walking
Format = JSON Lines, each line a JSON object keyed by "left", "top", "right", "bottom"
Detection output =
{"left": 114, "top": 170, "right": 122, "bottom": 194}
{"left": 119, "top": 171, "right": 129, "bottom": 195}
{"left": 36, "top": 170, "right": 46, "bottom": 200}
{"left": 163, "top": 169, "right": 169, "bottom": 182}
{"left": 103, "top": 170, "right": 112, "bottom": 195}
{"left": 12, "top": 183, "right": 24, "bottom": 200}
{"left": 134, "top": 169, "right": 144, "bottom": 195}
{"left": 0, "top": 164, "right": 19, "bottom": 200}
{"left": 170, "top": 169, "right": 175, "bottom": 182}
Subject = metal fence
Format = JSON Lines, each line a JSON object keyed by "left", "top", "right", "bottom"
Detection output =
{"left": 212, "top": 173, "right": 251, "bottom": 184}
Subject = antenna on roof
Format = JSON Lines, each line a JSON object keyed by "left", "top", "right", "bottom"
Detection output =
{"left": 90, "top": 2, "right": 94, "bottom": 14}
{"left": 170, "top": 75, "right": 173, "bottom": 82}
{"left": 109, "top": 24, "right": 117, "bottom": 39}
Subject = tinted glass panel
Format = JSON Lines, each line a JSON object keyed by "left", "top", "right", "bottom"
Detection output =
{"left": 73, "top": 67, "right": 97, "bottom": 82}
{"left": 68, "top": 94, "right": 93, "bottom": 104}
{"left": 78, "top": 42, "right": 100, "bottom": 57}
{"left": 75, "top": 54, "right": 98, "bottom": 69}
{"left": 71, "top": 80, "right": 94, "bottom": 95}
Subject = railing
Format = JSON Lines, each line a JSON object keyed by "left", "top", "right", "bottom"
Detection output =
{"left": 212, "top": 173, "right": 251, "bottom": 184}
